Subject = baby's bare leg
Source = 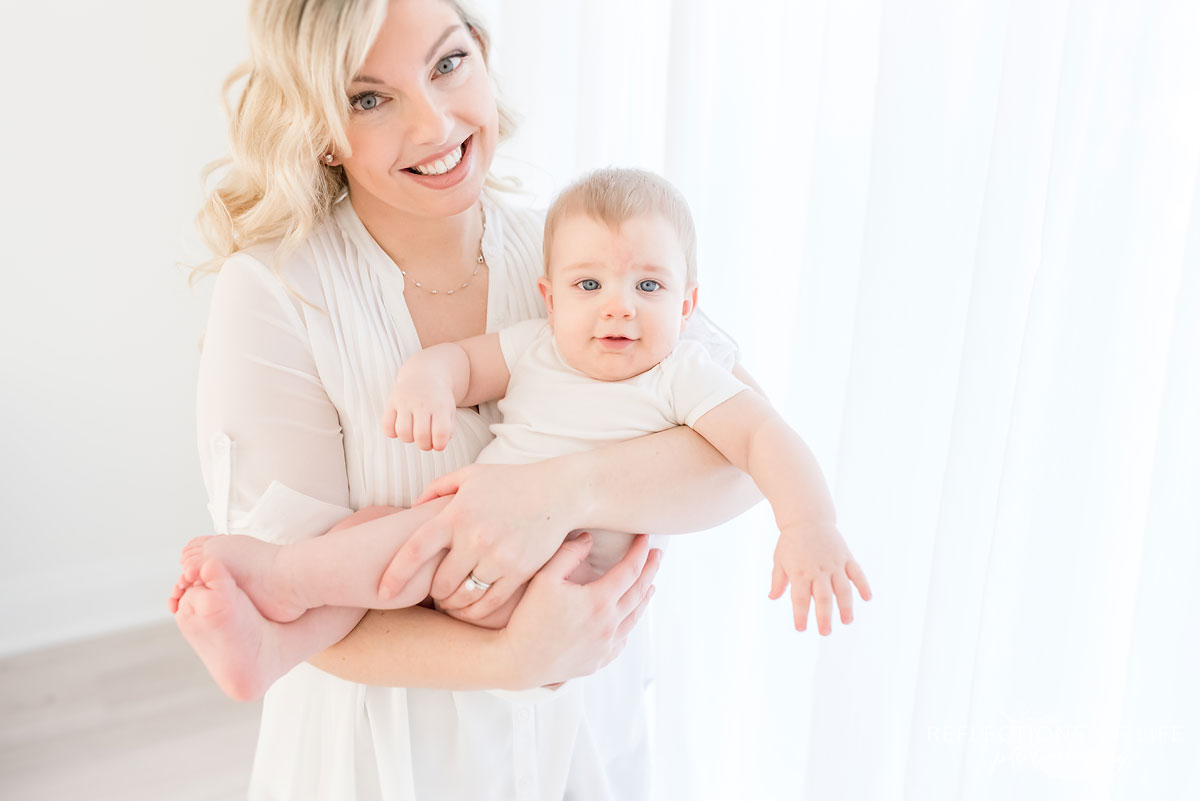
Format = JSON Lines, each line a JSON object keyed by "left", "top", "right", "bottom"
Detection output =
{"left": 177, "top": 499, "right": 450, "bottom": 623}
{"left": 174, "top": 559, "right": 365, "bottom": 702}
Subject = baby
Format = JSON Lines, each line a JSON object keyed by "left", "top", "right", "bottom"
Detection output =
{"left": 171, "top": 167, "right": 871, "bottom": 701}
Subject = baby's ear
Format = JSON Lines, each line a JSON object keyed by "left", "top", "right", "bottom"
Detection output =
{"left": 679, "top": 286, "right": 699, "bottom": 331}
{"left": 537, "top": 276, "right": 555, "bottom": 323}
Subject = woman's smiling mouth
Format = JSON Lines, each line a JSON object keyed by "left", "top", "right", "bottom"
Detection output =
{"left": 404, "top": 136, "right": 470, "bottom": 176}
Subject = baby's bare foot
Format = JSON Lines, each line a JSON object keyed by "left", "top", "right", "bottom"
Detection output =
{"left": 180, "top": 535, "right": 308, "bottom": 623}
{"left": 174, "top": 559, "right": 285, "bottom": 702}
{"left": 167, "top": 574, "right": 196, "bottom": 614}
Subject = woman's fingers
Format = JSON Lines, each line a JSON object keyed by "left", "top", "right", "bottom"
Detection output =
{"left": 591, "top": 534, "right": 650, "bottom": 596}
{"left": 614, "top": 585, "right": 656, "bottom": 642}
{"left": 615, "top": 547, "right": 661, "bottom": 618}
{"left": 533, "top": 533, "right": 593, "bottom": 584}
{"left": 377, "top": 518, "right": 452, "bottom": 600}
{"left": 413, "top": 467, "right": 468, "bottom": 506}
{"left": 452, "top": 576, "right": 520, "bottom": 621}
{"left": 429, "top": 548, "right": 480, "bottom": 601}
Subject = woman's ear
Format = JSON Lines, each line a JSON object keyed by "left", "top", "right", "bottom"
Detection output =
{"left": 538, "top": 276, "right": 555, "bottom": 324}
{"left": 680, "top": 286, "right": 698, "bottom": 331}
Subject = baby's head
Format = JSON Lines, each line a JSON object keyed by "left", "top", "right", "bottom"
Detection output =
{"left": 539, "top": 168, "right": 699, "bottom": 382}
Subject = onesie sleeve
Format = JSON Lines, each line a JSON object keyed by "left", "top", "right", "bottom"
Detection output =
{"left": 497, "top": 318, "right": 550, "bottom": 370}
{"left": 196, "top": 253, "right": 353, "bottom": 543}
{"left": 663, "top": 341, "right": 751, "bottom": 427}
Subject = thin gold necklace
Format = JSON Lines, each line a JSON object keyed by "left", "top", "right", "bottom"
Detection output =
{"left": 400, "top": 208, "right": 487, "bottom": 296}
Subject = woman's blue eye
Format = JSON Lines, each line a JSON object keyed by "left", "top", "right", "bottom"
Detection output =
{"left": 580, "top": 279, "right": 601, "bottom": 291}
{"left": 638, "top": 280, "right": 661, "bottom": 292}
{"left": 436, "top": 54, "right": 464, "bottom": 75}
{"left": 351, "top": 92, "right": 380, "bottom": 111}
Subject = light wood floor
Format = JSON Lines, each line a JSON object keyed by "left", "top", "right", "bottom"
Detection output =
{"left": 0, "top": 621, "right": 260, "bottom": 801}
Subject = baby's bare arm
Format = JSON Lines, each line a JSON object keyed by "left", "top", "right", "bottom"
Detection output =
{"left": 692, "top": 391, "right": 870, "bottom": 634}
{"left": 381, "top": 333, "right": 510, "bottom": 450}
{"left": 692, "top": 391, "right": 836, "bottom": 530}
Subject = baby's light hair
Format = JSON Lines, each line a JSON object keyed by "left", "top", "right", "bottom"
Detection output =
{"left": 193, "top": 0, "right": 517, "bottom": 284}
{"left": 543, "top": 168, "right": 698, "bottom": 287}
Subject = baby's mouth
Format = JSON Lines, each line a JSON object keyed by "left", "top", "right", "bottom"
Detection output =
{"left": 405, "top": 136, "right": 469, "bottom": 175}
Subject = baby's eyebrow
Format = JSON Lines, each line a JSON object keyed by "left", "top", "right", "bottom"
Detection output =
{"left": 558, "top": 261, "right": 603, "bottom": 274}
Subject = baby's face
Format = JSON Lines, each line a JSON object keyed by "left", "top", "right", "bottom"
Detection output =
{"left": 539, "top": 212, "right": 697, "bottom": 382}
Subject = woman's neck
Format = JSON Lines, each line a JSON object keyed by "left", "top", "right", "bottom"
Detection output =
{"left": 349, "top": 190, "right": 484, "bottom": 276}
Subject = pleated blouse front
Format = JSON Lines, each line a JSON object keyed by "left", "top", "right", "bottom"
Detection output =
{"left": 195, "top": 188, "right": 648, "bottom": 801}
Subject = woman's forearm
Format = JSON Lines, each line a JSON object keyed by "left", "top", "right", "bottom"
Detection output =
{"left": 310, "top": 605, "right": 521, "bottom": 690}
{"left": 565, "top": 423, "right": 763, "bottom": 535}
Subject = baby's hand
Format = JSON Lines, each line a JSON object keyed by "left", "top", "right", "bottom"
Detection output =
{"left": 770, "top": 522, "right": 872, "bottom": 635}
{"left": 380, "top": 368, "right": 458, "bottom": 451}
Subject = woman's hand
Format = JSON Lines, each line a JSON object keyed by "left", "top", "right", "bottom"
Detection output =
{"left": 497, "top": 533, "right": 661, "bottom": 689}
{"left": 376, "top": 460, "right": 582, "bottom": 617}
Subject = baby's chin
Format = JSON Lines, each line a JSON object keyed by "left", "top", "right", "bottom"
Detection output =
{"left": 563, "top": 352, "right": 661, "bottom": 383}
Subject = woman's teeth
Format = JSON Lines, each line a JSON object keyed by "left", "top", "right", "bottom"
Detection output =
{"left": 410, "top": 143, "right": 464, "bottom": 175}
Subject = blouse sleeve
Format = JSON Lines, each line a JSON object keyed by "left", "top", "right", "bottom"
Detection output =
{"left": 196, "top": 253, "right": 354, "bottom": 543}
{"left": 681, "top": 309, "right": 741, "bottom": 370}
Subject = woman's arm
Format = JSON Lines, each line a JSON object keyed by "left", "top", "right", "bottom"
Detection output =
{"left": 312, "top": 534, "right": 661, "bottom": 689}
{"left": 196, "top": 256, "right": 659, "bottom": 690}
{"left": 379, "top": 362, "right": 766, "bottom": 620}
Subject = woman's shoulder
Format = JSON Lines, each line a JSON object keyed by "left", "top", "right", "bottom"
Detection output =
{"left": 217, "top": 201, "right": 365, "bottom": 313}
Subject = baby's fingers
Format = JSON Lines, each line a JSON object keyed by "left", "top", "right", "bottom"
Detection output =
{"left": 412, "top": 412, "right": 434, "bottom": 451}
{"left": 789, "top": 580, "right": 813, "bottom": 632}
{"left": 380, "top": 407, "right": 399, "bottom": 438}
{"left": 811, "top": 577, "right": 835, "bottom": 636}
{"left": 393, "top": 410, "right": 415, "bottom": 444}
{"left": 768, "top": 562, "right": 788, "bottom": 600}
{"left": 847, "top": 558, "right": 873, "bottom": 601}
{"left": 831, "top": 571, "right": 854, "bottom": 624}
{"left": 430, "top": 407, "right": 455, "bottom": 452}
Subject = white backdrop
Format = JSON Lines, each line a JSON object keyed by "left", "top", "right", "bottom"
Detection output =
{"left": 1, "top": 1, "right": 1196, "bottom": 799}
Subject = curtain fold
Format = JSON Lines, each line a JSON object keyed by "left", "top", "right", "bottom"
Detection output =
{"left": 484, "top": 0, "right": 1200, "bottom": 797}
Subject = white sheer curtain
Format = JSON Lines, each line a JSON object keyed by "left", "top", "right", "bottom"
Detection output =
{"left": 482, "top": 0, "right": 1200, "bottom": 797}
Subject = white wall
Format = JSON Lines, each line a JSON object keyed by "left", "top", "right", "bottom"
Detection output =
{"left": 0, "top": 2, "right": 248, "bottom": 655}
{"left": 0, "top": 0, "right": 668, "bottom": 656}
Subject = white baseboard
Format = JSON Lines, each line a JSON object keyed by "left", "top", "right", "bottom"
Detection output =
{"left": 0, "top": 551, "right": 178, "bottom": 658}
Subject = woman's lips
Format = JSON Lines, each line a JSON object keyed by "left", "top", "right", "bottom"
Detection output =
{"left": 402, "top": 135, "right": 473, "bottom": 188}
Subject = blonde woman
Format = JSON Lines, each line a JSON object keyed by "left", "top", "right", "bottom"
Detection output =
{"left": 183, "top": 0, "right": 760, "bottom": 797}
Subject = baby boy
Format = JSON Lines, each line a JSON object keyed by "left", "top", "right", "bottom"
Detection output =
{"left": 171, "top": 168, "right": 871, "bottom": 701}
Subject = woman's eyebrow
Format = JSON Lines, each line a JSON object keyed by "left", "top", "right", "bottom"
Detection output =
{"left": 424, "top": 24, "right": 464, "bottom": 63}
{"left": 351, "top": 25, "right": 465, "bottom": 84}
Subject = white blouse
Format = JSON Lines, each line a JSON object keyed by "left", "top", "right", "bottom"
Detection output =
{"left": 196, "top": 187, "right": 734, "bottom": 801}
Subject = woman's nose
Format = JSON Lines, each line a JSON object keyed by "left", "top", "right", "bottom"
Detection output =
{"left": 407, "top": 90, "right": 454, "bottom": 146}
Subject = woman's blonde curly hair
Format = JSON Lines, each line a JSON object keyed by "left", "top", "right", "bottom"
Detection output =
{"left": 193, "top": 0, "right": 516, "bottom": 281}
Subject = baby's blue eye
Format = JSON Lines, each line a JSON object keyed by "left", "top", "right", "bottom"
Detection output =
{"left": 436, "top": 54, "right": 464, "bottom": 75}
{"left": 638, "top": 280, "right": 661, "bottom": 292}
{"left": 579, "top": 279, "right": 601, "bottom": 291}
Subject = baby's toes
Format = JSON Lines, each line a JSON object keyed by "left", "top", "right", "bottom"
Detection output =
{"left": 180, "top": 536, "right": 215, "bottom": 580}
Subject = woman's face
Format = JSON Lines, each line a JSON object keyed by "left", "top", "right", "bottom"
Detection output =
{"left": 340, "top": 0, "right": 498, "bottom": 221}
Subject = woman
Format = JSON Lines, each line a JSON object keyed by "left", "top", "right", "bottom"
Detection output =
{"left": 191, "top": 0, "right": 760, "bottom": 797}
